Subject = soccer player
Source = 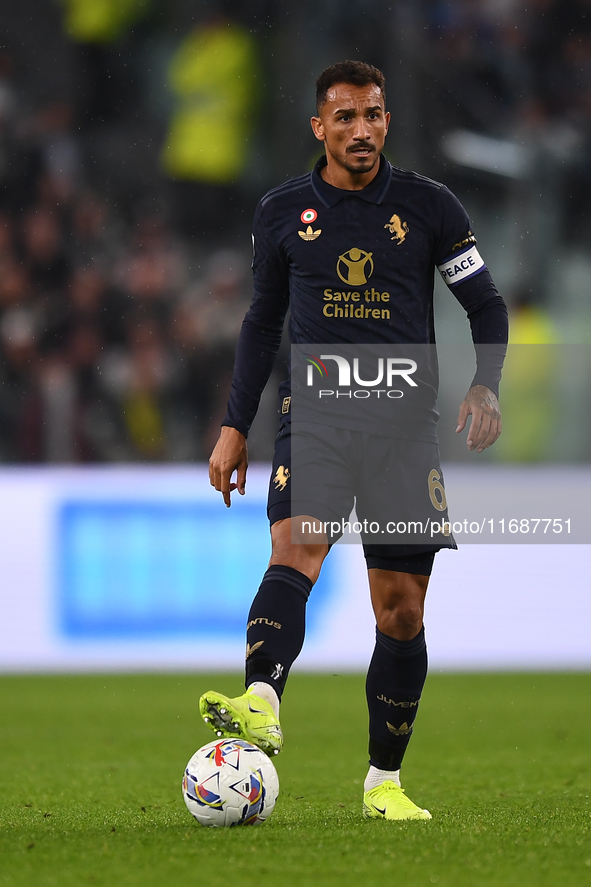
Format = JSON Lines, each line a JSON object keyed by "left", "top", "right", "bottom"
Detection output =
{"left": 201, "top": 61, "right": 507, "bottom": 820}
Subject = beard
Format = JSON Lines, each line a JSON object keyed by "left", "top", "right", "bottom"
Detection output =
{"left": 344, "top": 155, "right": 376, "bottom": 173}
{"left": 339, "top": 144, "right": 379, "bottom": 175}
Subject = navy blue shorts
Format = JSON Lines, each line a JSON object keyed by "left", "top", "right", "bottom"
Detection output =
{"left": 267, "top": 418, "right": 456, "bottom": 574}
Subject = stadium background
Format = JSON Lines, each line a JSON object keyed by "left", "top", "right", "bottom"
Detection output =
{"left": 0, "top": 0, "right": 590, "bottom": 673}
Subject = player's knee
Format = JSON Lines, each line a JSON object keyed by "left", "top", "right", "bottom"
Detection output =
{"left": 269, "top": 543, "right": 326, "bottom": 585}
{"left": 377, "top": 603, "right": 424, "bottom": 639}
{"left": 269, "top": 518, "right": 328, "bottom": 584}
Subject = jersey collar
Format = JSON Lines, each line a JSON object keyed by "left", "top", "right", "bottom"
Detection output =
{"left": 311, "top": 154, "right": 391, "bottom": 207}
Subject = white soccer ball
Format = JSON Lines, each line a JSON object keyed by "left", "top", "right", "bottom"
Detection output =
{"left": 182, "top": 738, "right": 279, "bottom": 827}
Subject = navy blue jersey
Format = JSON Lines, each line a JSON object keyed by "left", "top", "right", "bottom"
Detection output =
{"left": 224, "top": 155, "right": 507, "bottom": 436}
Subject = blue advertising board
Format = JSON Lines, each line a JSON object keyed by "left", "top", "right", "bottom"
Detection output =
{"left": 59, "top": 500, "right": 333, "bottom": 640}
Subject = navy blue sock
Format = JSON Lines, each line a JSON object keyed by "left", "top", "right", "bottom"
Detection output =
{"left": 366, "top": 626, "right": 428, "bottom": 770}
{"left": 245, "top": 565, "right": 312, "bottom": 698}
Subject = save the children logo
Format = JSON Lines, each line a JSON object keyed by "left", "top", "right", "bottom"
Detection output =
{"left": 336, "top": 248, "right": 374, "bottom": 285}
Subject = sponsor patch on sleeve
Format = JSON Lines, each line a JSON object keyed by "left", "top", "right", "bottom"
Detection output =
{"left": 437, "top": 245, "right": 486, "bottom": 286}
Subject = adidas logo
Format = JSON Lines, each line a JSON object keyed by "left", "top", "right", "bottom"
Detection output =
{"left": 245, "top": 641, "right": 264, "bottom": 659}
{"left": 386, "top": 721, "right": 413, "bottom": 737}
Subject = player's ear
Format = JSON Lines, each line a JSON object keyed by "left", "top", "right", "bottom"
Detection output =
{"left": 384, "top": 111, "right": 391, "bottom": 135}
{"left": 310, "top": 116, "right": 325, "bottom": 142}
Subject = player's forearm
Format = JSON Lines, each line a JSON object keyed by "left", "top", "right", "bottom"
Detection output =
{"left": 452, "top": 270, "right": 508, "bottom": 396}
{"left": 223, "top": 315, "right": 284, "bottom": 436}
{"left": 467, "top": 297, "right": 508, "bottom": 396}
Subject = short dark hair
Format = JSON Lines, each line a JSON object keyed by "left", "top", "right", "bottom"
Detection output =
{"left": 316, "top": 60, "right": 386, "bottom": 112}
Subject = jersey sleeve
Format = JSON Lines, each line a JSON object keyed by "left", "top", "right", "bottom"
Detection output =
{"left": 434, "top": 186, "right": 508, "bottom": 395}
{"left": 433, "top": 185, "right": 484, "bottom": 284}
{"left": 223, "top": 200, "right": 290, "bottom": 435}
{"left": 454, "top": 271, "right": 508, "bottom": 395}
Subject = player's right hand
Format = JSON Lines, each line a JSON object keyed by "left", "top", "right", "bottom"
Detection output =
{"left": 209, "top": 426, "right": 248, "bottom": 507}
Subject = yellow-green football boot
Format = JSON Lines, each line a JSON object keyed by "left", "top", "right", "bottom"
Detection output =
{"left": 199, "top": 686, "right": 283, "bottom": 756}
{"left": 363, "top": 781, "right": 432, "bottom": 821}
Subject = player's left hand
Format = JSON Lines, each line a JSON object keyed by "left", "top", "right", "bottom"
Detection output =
{"left": 455, "top": 385, "right": 501, "bottom": 452}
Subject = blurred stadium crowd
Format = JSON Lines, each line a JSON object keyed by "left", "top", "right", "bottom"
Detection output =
{"left": 0, "top": 164, "right": 253, "bottom": 461}
{"left": 0, "top": 0, "right": 590, "bottom": 463}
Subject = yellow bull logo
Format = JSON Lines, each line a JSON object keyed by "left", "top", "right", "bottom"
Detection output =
{"left": 384, "top": 213, "right": 409, "bottom": 244}
{"left": 273, "top": 465, "right": 290, "bottom": 491}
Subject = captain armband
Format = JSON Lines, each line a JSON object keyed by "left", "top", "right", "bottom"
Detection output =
{"left": 437, "top": 245, "right": 486, "bottom": 287}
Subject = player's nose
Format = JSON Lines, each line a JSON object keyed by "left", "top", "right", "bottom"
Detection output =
{"left": 352, "top": 119, "right": 371, "bottom": 139}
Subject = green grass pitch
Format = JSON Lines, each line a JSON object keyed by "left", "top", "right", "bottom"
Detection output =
{"left": 0, "top": 672, "right": 589, "bottom": 887}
